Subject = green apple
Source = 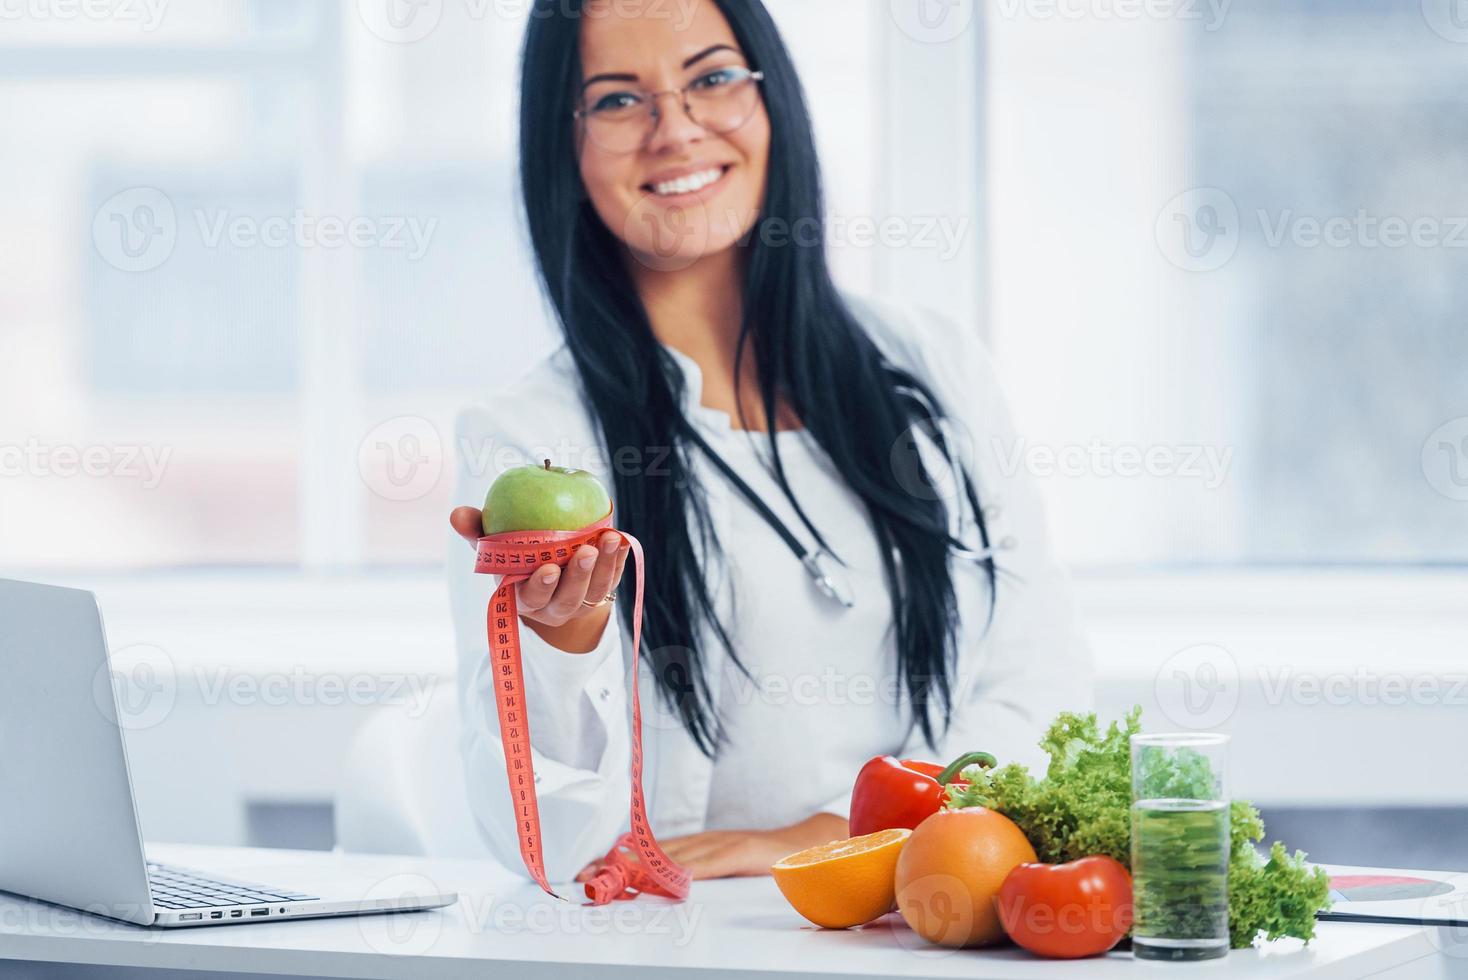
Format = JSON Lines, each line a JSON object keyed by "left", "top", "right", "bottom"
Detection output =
{"left": 482, "top": 460, "right": 611, "bottom": 535}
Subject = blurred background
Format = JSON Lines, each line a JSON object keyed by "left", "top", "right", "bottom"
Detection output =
{"left": 1, "top": 0, "right": 1465, "bottom": 866}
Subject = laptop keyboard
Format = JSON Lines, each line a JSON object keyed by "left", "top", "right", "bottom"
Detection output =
{"left": 147, "top": 862, "right": 318, "bottom": 910}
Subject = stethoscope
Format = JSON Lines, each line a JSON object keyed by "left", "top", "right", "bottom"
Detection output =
{"left": 682, "top": 405, "right": 1015, "bottom": 609}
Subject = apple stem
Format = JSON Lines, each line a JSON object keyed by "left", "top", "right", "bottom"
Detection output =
{"left": 543, "top": 459, "right": 552, "bottom": 470}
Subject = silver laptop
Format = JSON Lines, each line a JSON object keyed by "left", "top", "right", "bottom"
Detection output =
{"left": 0, "top": 577, "right": 457, "bottom": 927}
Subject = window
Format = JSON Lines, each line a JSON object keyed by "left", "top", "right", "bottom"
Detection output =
{"left": 0, "top": 0, "right": 896, "bottom": 571}
{"left": 8, "top": 1, "right": 1453, "bottom": 576}
{"left": 984, "top": 0, "right": 1468, "bottom": 566}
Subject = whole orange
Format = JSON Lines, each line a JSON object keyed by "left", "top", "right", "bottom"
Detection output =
{"left": 894, "top": 807, "right": 1038, "bottom": 948}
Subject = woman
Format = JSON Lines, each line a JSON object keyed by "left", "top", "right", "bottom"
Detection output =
{"left": 447, "top": 0, "right": 1091, "bottom": 883}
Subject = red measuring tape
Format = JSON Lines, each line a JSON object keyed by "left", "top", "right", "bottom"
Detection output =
{"left": 474, "top": 509, "right": 691, "bottom": 905}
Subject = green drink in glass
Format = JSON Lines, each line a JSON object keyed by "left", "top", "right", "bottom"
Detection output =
{"left": 1130, "top": 733, "right": 1230, "bottom": 961}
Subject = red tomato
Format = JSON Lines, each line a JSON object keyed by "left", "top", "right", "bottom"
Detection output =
{"left": 997, "top": 856, "right": 1133, "bottom": 959}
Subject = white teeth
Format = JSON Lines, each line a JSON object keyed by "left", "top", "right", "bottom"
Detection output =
{"left": 651, "top": 168, "right": 723, "bottom": 197}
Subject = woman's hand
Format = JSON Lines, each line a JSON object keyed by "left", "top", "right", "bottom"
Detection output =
{"left": 450, "top": 506, "right": 630, "bottom": 654}
{"left": 575, "top": 812, "right": 850, "bottom": 882}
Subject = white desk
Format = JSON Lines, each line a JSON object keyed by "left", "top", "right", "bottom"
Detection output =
{"left": 0, "top": 844, "right": 1463, "bottom": 979}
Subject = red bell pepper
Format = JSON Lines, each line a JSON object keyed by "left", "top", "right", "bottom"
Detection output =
{"left": 848, "top": 750, "right": 996, "bottom": 837}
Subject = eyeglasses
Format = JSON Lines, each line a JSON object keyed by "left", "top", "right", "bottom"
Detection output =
{"left": 574, "top": 66, "right": 766, "bottom": 155}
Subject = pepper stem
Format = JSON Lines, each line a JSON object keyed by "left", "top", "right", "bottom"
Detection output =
{"left": 936, "top": 750, "right": 997, "bottom": 786}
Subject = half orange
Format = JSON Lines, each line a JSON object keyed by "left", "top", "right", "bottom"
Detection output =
{"left": 771, "top": 828, "right": 912, "bottom": 929}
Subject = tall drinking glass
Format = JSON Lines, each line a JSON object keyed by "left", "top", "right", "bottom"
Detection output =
{"left": 1130, "top": 732, "right": 1230, "bottom": 961}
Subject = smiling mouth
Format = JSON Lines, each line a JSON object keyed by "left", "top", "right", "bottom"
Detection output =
{"left": 644, "top": 166, "right": 730, "bottom": 198}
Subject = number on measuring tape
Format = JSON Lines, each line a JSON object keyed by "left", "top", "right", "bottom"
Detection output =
{"left": 474, "top": 514, "right": 690, "bottom": 904}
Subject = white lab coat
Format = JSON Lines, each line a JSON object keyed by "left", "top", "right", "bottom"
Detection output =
{"left": 446, "top": 294, "right": 1093, "bottom": 884}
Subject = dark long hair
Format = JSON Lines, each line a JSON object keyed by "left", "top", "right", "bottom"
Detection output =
{"left": 518, "top": 0, "right": 996, "bottom": 756}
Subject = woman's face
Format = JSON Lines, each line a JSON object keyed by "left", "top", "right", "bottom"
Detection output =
{"left": 576, "top": 0, "right": 770, "bottom": 271}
